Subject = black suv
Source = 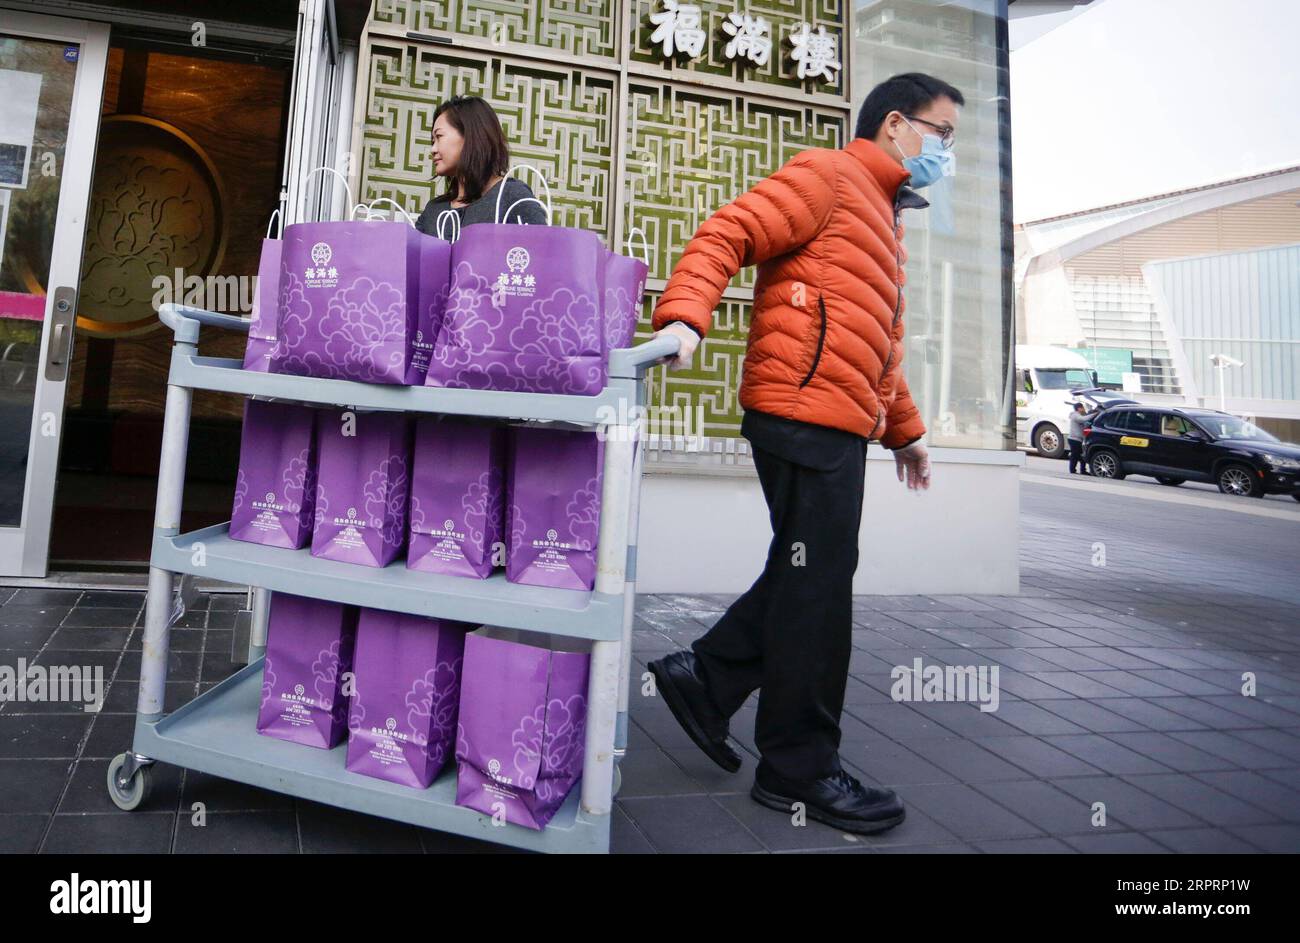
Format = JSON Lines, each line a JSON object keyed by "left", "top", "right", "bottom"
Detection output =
{"left": 1083, "top": 406, "right": 1300, "bottom": 500}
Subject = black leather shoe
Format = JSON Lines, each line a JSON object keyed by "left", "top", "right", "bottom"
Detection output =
{"left": 751, "top": 763, "right": 906, "bottom": 834}
{"left": 647, "top": 651, "right": 742, "bottom": 773}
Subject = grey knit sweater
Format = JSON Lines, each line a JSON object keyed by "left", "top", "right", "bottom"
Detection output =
{"left": 416, "top": 177, "right": 549, "bottom": 235}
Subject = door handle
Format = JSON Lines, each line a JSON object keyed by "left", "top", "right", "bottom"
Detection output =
{"left": 45, "top": 286, "right": 77, "bottom": 382}
{"left": 51, "top": 324, "right": 67, "bottom": 364}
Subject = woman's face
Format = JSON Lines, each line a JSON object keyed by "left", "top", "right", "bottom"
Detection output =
{"left": 431, "top": 111, "right": 463, "bottom": 178}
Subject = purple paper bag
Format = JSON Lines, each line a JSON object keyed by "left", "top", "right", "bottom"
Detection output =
{"left": 243, "top": 233, "right": 283, "bottom": 371}
{"left": 405, "top": 238, "right": 453, "bottom": 385}
{"left": 407, "top": 418, "right": 506, "bottom": 579}
{"left": 257, "top": 593, "right": 358, "bottom": 749}
{"left": 312, "top": 409, "right": 412, "bottom": 568}
{"left": 346, "top": 608, "right": 473, "bottom": 789}
{"left": 455, "top": 630, "right": 590, "bottom": 829}
{"left": 425, "top": 225, "right": 608, "bottom": 395}
{"left": 271, "top": 219, "right": 423, "bottom": 384}
{"left": 506, "top": 426, "right": 604, "bottom": 591}
{"left": 602, "top": 251, "right": 648, "bottom": 352}
{"left": 230, "top": 400, "right": 318, "bottom": 549}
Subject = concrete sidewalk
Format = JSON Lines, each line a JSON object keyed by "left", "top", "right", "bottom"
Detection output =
{"left": 1, "top": 478, "right": 1297, "bottom": 853}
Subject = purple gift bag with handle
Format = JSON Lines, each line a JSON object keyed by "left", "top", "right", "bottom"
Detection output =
{"left": 345, "top": 608, "right": 473, "bottom": 789}
{"left": 506, "top": 426, "right": 604, "bottom": 591}
{"left": 257, "top": 593, "right": 359, "bottom": 749}
{"left": 271, "top": 170, "right": 447, "bottom": 385}
{"left": 602, "top": 226, "right": 649, "bottom": 352}
{"left": 312, "top": 408, "right": 412, "bottom": 568}
{"left": 243, "top": 210, "right": 283, "bottom": 371}
{"left": 455, "top": 628, "right": 590, "bottom": 829}
{"left": 406, "top": 206, "right": 458, "bottom": 385}
{"left": 230, "top": 399, "right": 318, "bottom": 549}
{"left": 407, "top": 417, "right": 506, "bottom": 579}
{"left": 425, "top": 166, "right": 611, "bottom": 395}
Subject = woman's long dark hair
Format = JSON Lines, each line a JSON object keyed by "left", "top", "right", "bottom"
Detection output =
{"left": 433, "top": 95, "right": 510, "bottom": 205}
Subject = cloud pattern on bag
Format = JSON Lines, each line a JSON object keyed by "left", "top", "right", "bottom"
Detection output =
{"left": 232, "top": 468, "right": 248, "bottom": 517}
{"left": 312, "top": 639, "right": 350, "bottom": 729}
{"left": 312, "top": 411, "right": 411, "bottom": 567}
{"left": 427, "top": 262, "right": 604, "bottom": 394}
{"left": 504, "top": 693, "right": 587, "bottom": 794}
{"left": 603, "top": 283, "right": 645, "bottom": 353}
{"left": 362, "top": 455, "right": 409, "bottom": 552}
{"left": 406, "top": 659, "right": 463, "bottom": 766}
{"left": 257, "top": 596, "right": 357, "bottom": 749}
{"left": 505, "top": 472, "right": 600, "bottom": 572}
{"left": 230, "top": 402, "right": 318, "bottom": 549}
{"left": 274, "top": 271, "right": 410, "bottom": 383}
{"left": 464, "top": 469, "right": 504, "bottom": 548}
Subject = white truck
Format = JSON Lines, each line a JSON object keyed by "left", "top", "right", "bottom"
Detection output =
{"left": 1015, "top": 345, "right": 1134, "bottom": 458}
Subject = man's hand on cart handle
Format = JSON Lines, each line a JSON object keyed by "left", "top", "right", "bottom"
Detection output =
{"left": 653, "top": 321, "right": 701, "bottom": 371}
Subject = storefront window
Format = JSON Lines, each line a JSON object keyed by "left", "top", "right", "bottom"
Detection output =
{"left": 853, "top": 0, "right": 1013, "bottom": 450}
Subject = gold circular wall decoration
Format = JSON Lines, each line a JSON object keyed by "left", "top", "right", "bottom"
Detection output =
{"left": 72, "top": 114, "right": 228, "bottom": 337}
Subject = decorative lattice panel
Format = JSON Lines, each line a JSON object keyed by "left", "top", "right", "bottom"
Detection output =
{"left": 360, "top": 42, "right": 616, "bottom": 236}
{"left": 629, "top": 0, "right": 846, "bottom": 98}
{"left": 623, "top": 80, "right": 844, "bottom": 290}
{"left": 632, "top": 290, "right": 752, "bottom": 438}
{"left": 357, "top": 0, "right": 851, "bottom": 442}
{"left": 372, "top": 0, "right": 619, "bottom": 60}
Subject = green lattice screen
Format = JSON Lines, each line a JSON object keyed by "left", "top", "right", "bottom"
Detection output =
{"left": 357, "top": 1, "right": 849, "bottom": 437}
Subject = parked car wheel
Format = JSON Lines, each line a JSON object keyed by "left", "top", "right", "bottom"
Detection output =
{"left": 1089, "top": 449, "right": 1124, "bottom": 479}
{"left": 1217, "top": 463, "right": 1262, "bottom": 497}
{"left": 1155, "top": 476, "right": 1185, "bottom": 486}
{"left": 1034, "top": 424, "right": 1065, "bottom": 459}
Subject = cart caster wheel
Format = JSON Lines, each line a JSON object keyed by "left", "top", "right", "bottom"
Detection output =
{"left": 107, "top": 753, "right": 153, "bottom": 811}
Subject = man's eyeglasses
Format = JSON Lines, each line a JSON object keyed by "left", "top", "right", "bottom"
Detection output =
{"left": 904, "top": 115, "right": 955, "bottom": 150}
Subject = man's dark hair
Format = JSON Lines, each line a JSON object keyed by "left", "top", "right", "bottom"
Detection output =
{"left": 854, "top": 73, "right": 966, "bottom": 140}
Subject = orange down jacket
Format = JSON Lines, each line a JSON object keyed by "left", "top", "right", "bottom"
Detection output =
{"left": 651, "top": 136, "right": 928, "bottom": 449}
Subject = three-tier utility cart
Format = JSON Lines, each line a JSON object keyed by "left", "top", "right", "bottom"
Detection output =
{"left": 106, "top": 303, "right": 678, "bottom": 854}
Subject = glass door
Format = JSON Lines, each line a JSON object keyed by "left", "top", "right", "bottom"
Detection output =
{"left": 282, "top": 0, "right": 345, "bottom": 225}
{"left": 0, "top": 10, "right": 109, "bottom": 576}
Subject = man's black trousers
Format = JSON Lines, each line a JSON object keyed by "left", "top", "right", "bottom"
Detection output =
{"left": 691, "top": 431, "right": 868, "bottom": 782}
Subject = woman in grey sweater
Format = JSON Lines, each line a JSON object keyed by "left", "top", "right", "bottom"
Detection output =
{"left": 415, "top": 95, "right": 548, "bottom": 234}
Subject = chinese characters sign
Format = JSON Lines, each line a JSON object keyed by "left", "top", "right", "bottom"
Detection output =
{"left": 646, "top": 1, "right": 840, "bottom": 84}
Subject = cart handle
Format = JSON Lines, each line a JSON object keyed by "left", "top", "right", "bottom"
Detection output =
{"left": 158, "top": 300, "right": 681, "bottom": 376}
{"left": 609, "top": 332, "right": 681, "bottom": 379}
{"left": 159, "top": 303, "right": 251, "bottom": 344}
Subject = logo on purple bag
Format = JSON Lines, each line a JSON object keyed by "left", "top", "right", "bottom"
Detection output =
{"left": 486, "top": 756, "right": 513, "bottom": 785}
{"left": 332, "top": 506, "right": 367, "bottom": 530}
{"left": 534, "top": 526, "right": 574, "bottom": 550}
{"left": 251, "top": 490, "right": 288, "bottom": 513}
{"left": 386, "top": 717, "right": 397, "bottom": 730}
{"left": 304, "top": 242, "right": 340, "bottom": 289}
{"left": 495, "top": 246, "right": 537, "bottom": 299}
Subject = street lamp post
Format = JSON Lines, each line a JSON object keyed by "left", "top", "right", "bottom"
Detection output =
{"left": 1208, "top": 353, "right": 1244, "bottom": 411}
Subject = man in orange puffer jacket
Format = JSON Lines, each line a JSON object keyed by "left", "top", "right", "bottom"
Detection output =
{"left": 647, "top": 73, "right": 963, "bottom": 835}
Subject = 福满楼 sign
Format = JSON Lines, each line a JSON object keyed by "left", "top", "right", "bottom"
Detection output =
{"left": 646, "top": 2, "right": 840, "bottom": 84}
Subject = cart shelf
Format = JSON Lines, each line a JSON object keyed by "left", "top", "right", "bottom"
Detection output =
{"left": 152, "top": 522, "right": 624, "bottom": 642}
{"left": 132, "top": 660, "right": 609, "bottom": 854}
{"left": 171, "top": 352, "right": 631, "bottom": 425}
